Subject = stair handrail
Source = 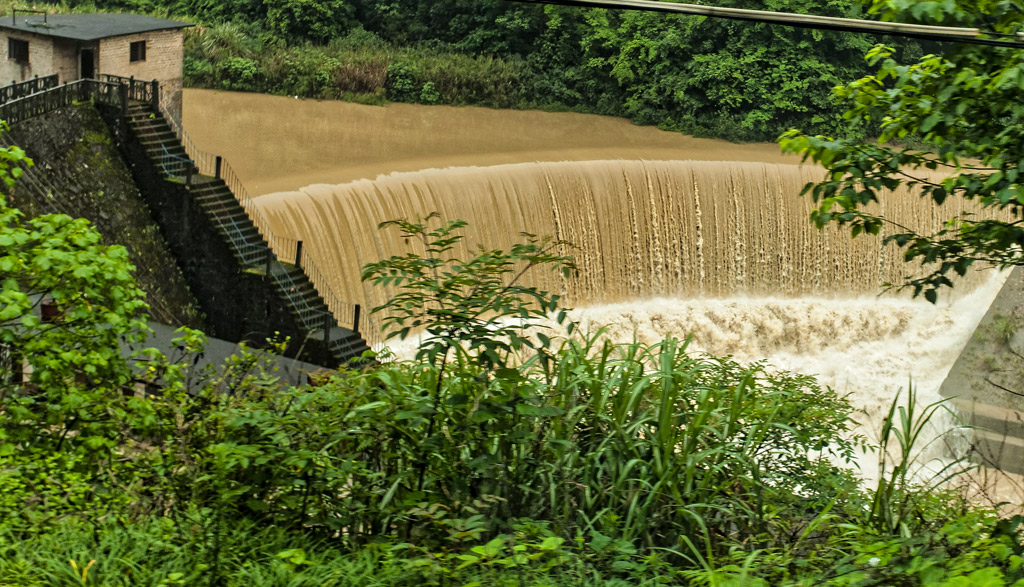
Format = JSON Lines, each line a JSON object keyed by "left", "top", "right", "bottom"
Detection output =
{"left": 299, "top": 238, "right": 381, "bottom": 348}
{"left": 161, "top": 108, "right": 218, "bottom": 178}
{"left": 216, "top": 157, "right": 302, "bottom": 262}
{"left": 159, "top": 144, "right": 193, "bottom": 180}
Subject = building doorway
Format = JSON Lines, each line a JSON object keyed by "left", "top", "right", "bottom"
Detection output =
{"left": 80, "top": 48, "right": 95, "bottom": 79}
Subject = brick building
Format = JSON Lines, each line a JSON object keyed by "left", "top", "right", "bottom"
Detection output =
{"left": 0, "top": 13, "right": 192, "bottom": 123}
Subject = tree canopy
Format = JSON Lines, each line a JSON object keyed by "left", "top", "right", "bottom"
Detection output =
{"left": 780, "top": 0, "right": 1024, "bottom": 300}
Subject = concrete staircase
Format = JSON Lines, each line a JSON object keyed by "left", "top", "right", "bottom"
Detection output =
{"left": 124, "top": 103, "right": 372, "bottom": 366}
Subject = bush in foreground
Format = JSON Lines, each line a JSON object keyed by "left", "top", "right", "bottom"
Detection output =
{"left": 2, "top": 212, "right": 1022, "bottom": 586}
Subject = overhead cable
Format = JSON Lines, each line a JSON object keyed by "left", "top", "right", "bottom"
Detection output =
{"left": 516, "top": 0, "right": 1024, "bottom": 48}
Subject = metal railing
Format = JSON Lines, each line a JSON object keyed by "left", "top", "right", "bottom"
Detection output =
{"left": 210, "top": 208, "right": 268, "bottom": 267}
{"left": 269, "top": 264, "right": 330, "bottom": 329}
{"left": 163, "top": 111, "right": 218, "bottom": 176}
{"left": 301, "top": 239, "right": 381, "bottom": 348}
{"left": 269, "top": 261, "right": 369, "bottom": 362}
{"left": 159, "top": 144, "right": 193, "bottom": 181}
{"left": 100, "top": 74, "right": 157, "bottom": 105}
{"left": 0, "top": 79, "right": 123, "bottom": 126}
{"left": 0, "top": 74, "right": 58, "bottom": 106}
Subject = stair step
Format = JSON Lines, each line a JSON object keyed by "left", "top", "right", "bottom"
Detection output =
{"left": 192, "top": 186, "right": 234, "bottom": 197}
{"left": 135, "top": 128, "right": 175, "bottom": 139}
{"left": 312, "top": 326, "right": 353, "bottom": 342}
{"left": 129, "top": 120, "right": 172, "bottom": 132}
{"left": 193, "top": 193, "right": 235, "bottom": 204}
{"left": 142, "top": 139, "right": 183, "bottom": 150}
{"left": 146, "top": 147, "right": 188, "bottom": 159}
{"left": 207, "top": 206, "right": 252, "bottom": 219}
{"left": 215, "top": 227, "right": 261, "bottom": 243}
{"left": 205, "top": 206, "right": 249, "bottom": 220}
{"left": 197, "top": 198, "right": 243, "bottom": 210}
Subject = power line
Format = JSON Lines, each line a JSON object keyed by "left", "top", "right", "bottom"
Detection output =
{"left": 515, "top": 0, "right": 1024, "bottom": 48}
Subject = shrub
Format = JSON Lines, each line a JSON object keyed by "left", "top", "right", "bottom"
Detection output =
{"left": 384, "top": 62, "right": 418, "bottom": 102}
{"left": 419, "top": 81, "right": 440, "bottom": 104}
{"left": 217, "top": 57, "right": 260, "bottom": 91}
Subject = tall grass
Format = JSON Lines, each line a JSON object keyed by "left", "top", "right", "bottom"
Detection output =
{"left": 0, "top": 327, "right": 1008, "bottom": 584}
{"left": 112, "top": 333, "right": 860, "bottom": 563}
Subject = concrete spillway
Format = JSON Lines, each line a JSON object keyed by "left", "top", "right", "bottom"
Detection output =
{"left": 253, "top": 159, "right": 993, "bottom": 313}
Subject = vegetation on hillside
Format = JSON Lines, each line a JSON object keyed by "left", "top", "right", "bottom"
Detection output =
{"left": 32, "top": 0, "right": 926, "bottom": 141}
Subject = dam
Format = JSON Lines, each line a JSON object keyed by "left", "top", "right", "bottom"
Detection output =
{"left": 183, "top": 89, "right": 1012, "bottom": 475}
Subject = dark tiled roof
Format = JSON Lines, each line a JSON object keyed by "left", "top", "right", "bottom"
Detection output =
{"left": 0, "top": 13, "right": 192, "bottom": 42}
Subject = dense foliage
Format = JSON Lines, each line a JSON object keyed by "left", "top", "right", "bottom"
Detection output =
{"left": 3, "top": 199, "right": 1024, "bottom": 585}
{"left": 46, "top": 0, "right": 927, "bottom": 141}
{"left": 780, "top": 0, "right": 1024, "bottom": 299}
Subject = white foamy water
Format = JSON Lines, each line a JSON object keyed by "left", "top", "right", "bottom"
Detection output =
{"left": 383, "top": 271, "right": 1007, "bottom": 483}
{"left": 569, "top": 281, "right": 1003, "bottom": 426}
{"left": 565, "top": 273, "right": 1007, "bottom": 480}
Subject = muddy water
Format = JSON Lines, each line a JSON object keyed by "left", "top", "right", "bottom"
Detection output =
{"left": 183, "top": 89, "right": 798, "bottom": 195}
{"left": 183, "top": 90, "right": 1008, "bottom": 481}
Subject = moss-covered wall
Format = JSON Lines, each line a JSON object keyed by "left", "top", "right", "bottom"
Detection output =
{"left": 6, "top": 103, "right": 204, "bottom": 328}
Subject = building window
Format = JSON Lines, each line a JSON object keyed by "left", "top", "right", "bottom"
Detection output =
{"left": 129, "top": 40, "right": 146, "bottom": 63}
{"left": 8, "top": 38, "right": 28, "bottom": 63}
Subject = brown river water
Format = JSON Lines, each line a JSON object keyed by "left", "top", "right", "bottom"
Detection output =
{"left": 184, "top": 89, "right": 1010, "bottom": 485}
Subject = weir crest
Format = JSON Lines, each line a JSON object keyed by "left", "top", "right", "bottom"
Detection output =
{"left": 254, "top": 158, "right": 995, "bottom": 311}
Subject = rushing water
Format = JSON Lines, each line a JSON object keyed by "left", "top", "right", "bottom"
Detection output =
{"left": 252, "top": 159, "right": 994, "bottom": 311}
{"left": 184, "top": 90, "right": 1009, "bottom": 478}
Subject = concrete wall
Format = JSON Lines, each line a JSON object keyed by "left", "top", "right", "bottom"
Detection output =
{"left": 52, "top": 37, "right": 78, "bottom": 82}
{"left": 939, "top": 267, "right": 1024, "bottom": 474}
{"left": 0, "top": 29, "right": 54, "bottom": 84}
{"left": 98, "top": 29, "right": 185, "bottom": 124}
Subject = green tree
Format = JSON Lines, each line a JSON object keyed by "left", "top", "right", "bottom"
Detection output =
{"left": 0, "top": 137, "right": 152, "bottom": 530}
{"left": 361, "top": 214, "right": 576, "bottom": 371}
{"left": 779, "top": 0, "right": 1024, "bottom": 300}
{"left": 544, "top": 0, "right": 878, "bottom": 140}
{"left": 263, "top": 0, "right": 356, "bottom": 43}
{"left": 361, "top": 215, "right": 575, "bottom": 490}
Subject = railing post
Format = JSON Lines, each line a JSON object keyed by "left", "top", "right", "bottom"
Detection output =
{"left": 323, "top": 312, "right": 334, "bottom": 366}
{"left": 295, "top": 240, "right": 303, "bottom": 268}
{"left": 353, "top": 304, "right": 361, "bottom": 333}
{"left": 265, "top": 248, "right": 273, "bottom": 275}
{"left": 214, "top": 155, "right": 222, "bottom": 179}
{"left": 185, "top": 164, "right": 194, "bottom": 187}
{"left": 150, "top": 79, "right": 159, "bottom": 111}
{"left": 119, "top": 82, "right": 128, "bottom": 118}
